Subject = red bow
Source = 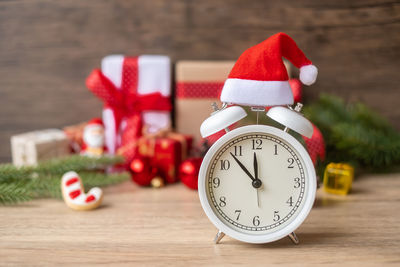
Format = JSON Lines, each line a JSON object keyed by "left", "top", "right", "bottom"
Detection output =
{"left": 86, "top": 57, "right": 172, "bottom": 154}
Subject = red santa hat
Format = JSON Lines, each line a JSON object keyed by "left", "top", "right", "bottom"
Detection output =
{"left": 220, "top": 32, "right": 318, "bottom": 107}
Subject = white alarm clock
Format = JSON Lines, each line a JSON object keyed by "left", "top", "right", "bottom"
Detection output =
{"left": 198, "top": 103, "right": 316, "bottom": 244}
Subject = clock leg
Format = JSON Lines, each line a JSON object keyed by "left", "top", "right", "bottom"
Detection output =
{"left": 214, "top": 230, "right": 225, "bottom": 244}
{"left": 288, "top": 232, "right": 299, "bottom": 245}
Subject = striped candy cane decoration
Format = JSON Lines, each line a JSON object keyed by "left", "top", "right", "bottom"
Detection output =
{"left": 61, "top": 171, "right": 103, "bottom": 211}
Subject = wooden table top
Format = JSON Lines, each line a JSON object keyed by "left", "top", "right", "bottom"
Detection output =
{"left": 1, "top": 173, "right": 399, "bottom": 266}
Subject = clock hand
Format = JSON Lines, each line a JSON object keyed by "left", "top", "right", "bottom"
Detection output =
{"left": 230, "top": 152, "right": 262, "bottom": 189}
{"left": 253, "top": 152, "right": 262, "bottom": 208}
{"left": 253, "top": 152, "right": 259, "bottom": 180}
{"left": 252, "top": 152, "right": 262, "bottom": 189}
{"left": 230, "top": 152, "right": 255, "bottom": 181}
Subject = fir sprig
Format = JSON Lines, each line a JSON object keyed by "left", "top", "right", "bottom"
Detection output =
{"left": 32, "top": 154, "right": 124, "bottom": 176}
{"left": 0, "top": 155, "right": 129, "bottom": 204}
{"left": 0, "top": 182, "right": 32, "bottom": 204}
{"left": 304, "top": 94, "right": 400, "bottom": 171}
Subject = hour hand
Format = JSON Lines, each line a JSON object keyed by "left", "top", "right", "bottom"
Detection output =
{"left": 230, "top": 152, "right": 255, "bottom": 182}
{"left": 253, "top": 152, "right": 259, "bottom": 180}
{"left": 252, "top": 153, "right": 262, "bottom": 189}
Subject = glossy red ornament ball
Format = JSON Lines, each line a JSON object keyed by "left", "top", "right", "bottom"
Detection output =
{"left": 129, "top": 156, "right": 157, "bottom": 186}
{"left": 179, "top": 158, "right": 203, "bottom": 190}
{"left": 303, "top": 124, "right": 326, "bottom": 165}
{"left": 289, "top": 78, "right": 302, "bottom": 103}
{"left": 131, "top": 158, "right": 145, "bottom": 173}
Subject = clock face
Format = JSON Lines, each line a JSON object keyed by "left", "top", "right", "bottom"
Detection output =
{"left": 199, "top": 125, "right": 315, "bottom": 242}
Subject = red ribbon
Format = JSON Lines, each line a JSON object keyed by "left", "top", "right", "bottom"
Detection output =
{"left": 176, "top": 82, "right": 224, "bottom": 98}
{"left": 86, "top": 57, "right": 172, "bottom": 150}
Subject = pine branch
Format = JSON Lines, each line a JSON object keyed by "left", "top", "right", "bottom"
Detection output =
{"left": 28, "top": 171, "right": 130, "bottom": 200}
{"left": 0, "top": 172, "right": 130, "bottom": 204}
{"left": 304, "top": 94, "right": 400, "bottom": 171}
{"left": 0, "top": 181, "right": 32, "bottom": 204}
{"left": 0, "top": 155, "right": 129, "bottom": 204}
{"left": 0, "top": 164, "right": 33, "bottom": 183}
{"left": 0, "top": 155, "right": 124, "bottom": 183}
{"left": 352, "top": 103, "right": 396, "bottom": 135}
{"left": 80, "top": 171, "right": 130, "bottom": 189}
{"left": 331, "top": 123, "right": 400, "bottom": 167}
{"left": 34, "top": 155, "right": 125, "bottom": 175}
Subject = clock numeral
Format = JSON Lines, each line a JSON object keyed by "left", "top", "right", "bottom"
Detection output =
{"left": 252, "top": 139, "right": 262, "bottom": 150}
{"left": 294, "top": 177, "right": 301, "bottom": 188}
{"left": 287, "top": 158, "right": 295, "bottom": 168}
{"left": 219, "top": 196, "right": 226, "bottom": 207}
{"left": 286, "top": 196, "right": 294, "bottom": 207}
{"left": 274, "top": 144, "right": 278, "bottom": 155}
{"left": 212, "top": 177, "right": 220, "bottom": 188}
{"left": 233, "top": 145, "right": 243, "bottom": 156}
{"left": 220, "top": 160, "right": 230, "bottom": 170}
{"left": 234, "top": 210, "right": 241, "bottom": 221}
{"left": 252, "top": 216, "right": 260, "bottom": 226}
{"left": 273, "top": 211, "right": 280, "bottom": 222}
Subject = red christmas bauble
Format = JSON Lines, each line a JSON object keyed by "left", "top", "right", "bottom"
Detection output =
{"left": 303, "top": 124, "right": 326, "bottom": 165}
{"left": 179, "top": 158, "right": 203, "bottom": 190}
{"left": 289, "top": 78, "right": 302, "bottom": 103}
{"left": 130, "top": 158, "right": 145, "bottom": 173}
{"left": 130, "top": 156, "right": 157, "bottom": 186}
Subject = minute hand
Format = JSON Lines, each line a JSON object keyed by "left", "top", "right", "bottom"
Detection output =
{"left": 230, "top": 152, "right": 255, "bottom": 181}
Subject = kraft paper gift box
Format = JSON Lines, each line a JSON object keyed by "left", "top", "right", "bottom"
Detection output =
{"left": 175, "top": 61, "right": 235, "bottom": 141}
{"left": 175, "top": 60, "right": 293, "bottom": 141}
{"left": 11, "top": 129, "right": 70, "bottom": 166}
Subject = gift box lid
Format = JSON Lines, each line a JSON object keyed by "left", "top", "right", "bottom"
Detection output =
{"left": 176, "top": 61, "right": 235, "bottom": 82}
{"left": 12, "top": 129, "right": 68, "bottom": 144}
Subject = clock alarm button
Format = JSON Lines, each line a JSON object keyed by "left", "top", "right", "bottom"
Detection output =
{"left": 267, "top": 106, "right": 313, "bottom": 138}
{"left": 200, "top": 106, "right": 247, "bottom": 138}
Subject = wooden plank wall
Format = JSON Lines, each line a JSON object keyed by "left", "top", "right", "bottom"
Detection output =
{"left": 0, "top": 0, "right": 399, "bottom": 162}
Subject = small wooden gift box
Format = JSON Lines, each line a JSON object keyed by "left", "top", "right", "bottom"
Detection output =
{"left": 11, "top": 129, "right": 70, "bottom": 166}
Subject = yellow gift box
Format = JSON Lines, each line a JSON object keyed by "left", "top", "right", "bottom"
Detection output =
{"left": 323, "top": 163, "right": 354, "bottom": 195}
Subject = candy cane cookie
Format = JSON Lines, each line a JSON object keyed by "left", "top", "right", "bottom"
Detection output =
{"left": 61, "top": 171, "right": 103, "bottom": 211}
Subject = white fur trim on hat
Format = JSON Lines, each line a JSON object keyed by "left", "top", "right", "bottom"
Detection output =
{"left": 220, "top": 78, "right": 294, "bottom": 107}
{"left": 299, "top": 65, "right": 318, "bottom": 86}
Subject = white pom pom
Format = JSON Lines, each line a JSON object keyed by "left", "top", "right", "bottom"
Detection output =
{"left": 299, "top": 65, "right": 318, "bottom": 86}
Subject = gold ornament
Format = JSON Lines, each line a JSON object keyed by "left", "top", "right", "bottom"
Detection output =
{"left": 151, "top": 176, "right": 165, "bottom": 188}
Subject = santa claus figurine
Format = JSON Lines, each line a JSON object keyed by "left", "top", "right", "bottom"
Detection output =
{"left": 81, "top": 118, "right": 106, "bottom": 157}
